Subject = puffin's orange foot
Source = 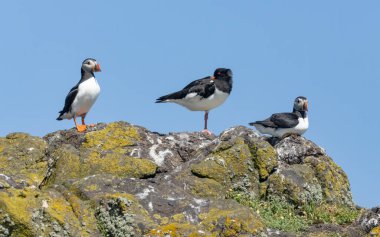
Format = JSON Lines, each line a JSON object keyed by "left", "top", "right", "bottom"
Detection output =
{"left": 89, "top": 124, "right": 95, "bottom": 127}
{"left": 76, "top": 124, "right": 87, "bottom": 132}
{"left": 202, "top": 129, "right": 213, "bottom": 136}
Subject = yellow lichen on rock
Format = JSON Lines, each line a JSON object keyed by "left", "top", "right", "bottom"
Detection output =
{"left": 191, "top": 177, "right": 225, "bottom": 198}
{"left": 305, "top": 156, "right": 352, "bottom": 205}
{"left": 82, "top": 152, "right": 157, "bottom": 179}
{"left": 0, "top": 133, "right": 47, "bottom": 186}
{"left": 0, "top": 188, "right": 37, "bottom": 235}
{"left": 0, "top": 187, "right": 98, "bottom": 237}
{"left": 191, "top": 159, "right": 228, "bottom": 184}
{"left": 82, "top": 122, "right": 140, "bottom": 153}
{"left": 149, "top": 223, "right": 186, "bottom": 237}
{"left": 47, "top": 146, "right": 82, "bottom": 185}
{"left": 48, "top": 149, "right": 157, "bottom": 187}
{"left": 250, "top": 143, "right": 277, "bottom": 180}
{"left": 213, "top": 138, "right": 252, "bottom": 177}
{"left": 370, "top": 226, "right": 380, "bottom": 237}
{"left": 199, "top": 206, "right": 264, "bottom": 236}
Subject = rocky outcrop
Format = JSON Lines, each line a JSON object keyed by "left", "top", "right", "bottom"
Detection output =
{"left": 359, "top": 206, "right": 380, "bottom": 236}
{"left": 0, "top": 121, "right": 372, "bottom": 236}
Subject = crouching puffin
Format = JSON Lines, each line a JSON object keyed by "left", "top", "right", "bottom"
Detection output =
{"left": 156, "top": 68, "right": 233, "bottom": 135}
{"left": 249, "top": 96, "right": 309, "bottom": 138}
{"left": 57, "top": 58, "right": 101, "bottom": 132}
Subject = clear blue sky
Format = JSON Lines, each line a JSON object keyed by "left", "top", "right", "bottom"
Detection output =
{"left": 0, "top": 1, "right": 379, "bottom": 208}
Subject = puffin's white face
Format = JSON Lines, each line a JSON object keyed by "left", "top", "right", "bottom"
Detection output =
{"left": 82, "top": 59, "right": 101, "bottom": 73}
{"left": 293, "top": 96, "right": 308, "bottom": 111}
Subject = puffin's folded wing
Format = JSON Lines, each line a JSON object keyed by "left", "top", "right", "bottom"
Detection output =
{"left": 251, "top": 118, "right": 278, "bottom": 128}
{"left": 270, "top": 113, "right": 299, "bottom": 128}
{"left": 61, "top": 86, "right": 79, "bottom": 113}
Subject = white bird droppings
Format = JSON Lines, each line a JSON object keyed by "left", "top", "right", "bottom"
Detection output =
{"left": 149, "top": 145, "right": 173, "bottom": 166}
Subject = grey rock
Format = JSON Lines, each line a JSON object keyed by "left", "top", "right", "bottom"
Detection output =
{"left": 271, "top": 135, "right": 325, "bottom": 165}
{"left": 359, "top": 206, "right": 380, "bottom": 232}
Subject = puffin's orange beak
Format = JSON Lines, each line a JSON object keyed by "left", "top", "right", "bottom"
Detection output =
{"left": 94, "top": 64, "right": 101, "bottom": 72}
{"left": 303, "top": 101, "right": 308, "bottom": 111}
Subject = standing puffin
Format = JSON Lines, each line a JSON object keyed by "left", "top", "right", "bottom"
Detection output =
{"left": 156, "top": 68, "right": 233, "bottom": 135}
{"left": 249, "top": 96, "right": 309, "bottom": 138}
{"left": 57, "top": 58, "right": 101, "bottom": 132}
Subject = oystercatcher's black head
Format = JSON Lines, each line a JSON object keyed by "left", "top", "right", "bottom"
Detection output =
{"left": 82, "top": 58, "right": 101, "bottom": 73}
{"left": 293, "top": 96, "right": 308, "bottom": 112}
{"left": 213, "top": 68, "right": 232, "bottom": 79}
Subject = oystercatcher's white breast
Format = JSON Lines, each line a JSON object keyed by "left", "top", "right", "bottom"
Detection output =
{"left": 174, "top": 88, "right": 229, "bottom": 111}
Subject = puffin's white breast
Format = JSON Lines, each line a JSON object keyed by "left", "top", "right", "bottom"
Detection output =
{"left": 71, "top": 78, "right": 100, "bottom": 116}
{"left": 273, "top": 117, "right": 309, "bottom": 137}
{"left": 174, "top": 88, "right": 229, "bottom": 111}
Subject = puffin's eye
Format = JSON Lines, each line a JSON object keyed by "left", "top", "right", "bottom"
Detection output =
{"left": 87, "top": 61, "right": 91, "bottom": 65}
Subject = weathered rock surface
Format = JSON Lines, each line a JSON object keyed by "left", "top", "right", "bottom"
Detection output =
{"left": 0, "top": 122, "right": 374, "bottom": 236}
{"left": 359, "top": 206, "right": 380, "bottom": 235}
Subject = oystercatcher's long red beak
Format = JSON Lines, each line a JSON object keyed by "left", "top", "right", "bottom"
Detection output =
{"left": 303, "top": 101, "right": 308, "bottom": 111}
{"left": 94, "top": 64, "right": 101, "bottom": 72}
